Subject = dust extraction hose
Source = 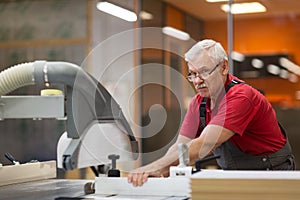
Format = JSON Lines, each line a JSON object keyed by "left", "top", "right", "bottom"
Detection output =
{"left": 0, "top": 62, "right": 35, "bottom": 96}
{"left": 0, "top": 61, "right": 95, "bottom": 96}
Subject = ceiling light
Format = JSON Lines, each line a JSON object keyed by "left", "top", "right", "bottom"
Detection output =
{"left": 267, "top": 64, "right": 280, "bottom": 75}
{"left": 139, "top": 11, "right": 153, "bottom": 20}
{"left": 97, "top": 1, "right": 137, "bottom": 22}
{"left": 221, "top": 2, "right": 266, "bottom": 14}
{"left": 279, "top": 57, "right": 300, "bottom": 75}
{"left": 251, "top": 58, "right": 264, "bottom": 69}
{"left": 231, "top": 51, "right": 245, "bottom": 62}
{"left": 162, "top": 27, "right": 190, "bottom": 41}
{"left": 279, "top": 69, "right": 289, "bottom": 79}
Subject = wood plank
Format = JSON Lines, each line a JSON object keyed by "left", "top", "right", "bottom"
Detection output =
{"left": 0, "top": 160, "right": 56, "bottom": 186}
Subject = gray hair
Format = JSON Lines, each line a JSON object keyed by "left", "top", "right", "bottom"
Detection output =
{"left": 185, "top": 39, "right": 228, "bottom": 64}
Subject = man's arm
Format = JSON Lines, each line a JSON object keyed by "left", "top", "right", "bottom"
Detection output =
{"left": 127, "top": 124, "right": 234, "bottom": 187}
{"left": 127, "top": 135, "right": 191, "bottom": 186}
{"left": 188, "top": 124, "right": 234, "bottom": 163}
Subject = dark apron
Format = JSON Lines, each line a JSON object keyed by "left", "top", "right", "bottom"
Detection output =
{"left": 213, "top": 127, "right": 295, "bottom": 170}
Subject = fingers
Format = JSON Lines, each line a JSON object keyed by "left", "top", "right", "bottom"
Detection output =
{"left": 142, "top": 172, "right": 149, "bottom": 183}
{"left": 127, "top": 171, "right": 149, "bottom": 187}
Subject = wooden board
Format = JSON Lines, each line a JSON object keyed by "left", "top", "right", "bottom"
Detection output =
{"left": 0, "top": 160, "right": 56, "bottom": 186}
{"left": 191, "top": 170, "right": 300, "bottom": 200}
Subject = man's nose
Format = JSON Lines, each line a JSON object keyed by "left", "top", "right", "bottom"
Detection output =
{"left": 193, "top": 75, "right": 204, "bottom": 83}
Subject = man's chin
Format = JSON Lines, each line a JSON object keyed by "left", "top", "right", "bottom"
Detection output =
{"left": 197, "top": 88, "right": 209, "bottom": 97}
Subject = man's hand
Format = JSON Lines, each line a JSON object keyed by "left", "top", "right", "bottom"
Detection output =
{"left": 127, "top": 165, "right": 163, "bottom": 187}
{"left": 127, "top": 136, "right": 192, "bottom": 187}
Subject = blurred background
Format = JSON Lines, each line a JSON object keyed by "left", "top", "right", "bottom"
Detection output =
{"left": 0, "top": 0, "right": 300, "bottom": 178}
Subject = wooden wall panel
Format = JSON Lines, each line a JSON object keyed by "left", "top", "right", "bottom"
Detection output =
{"left": 165, "top": 5, "right": 184, "bottom": 30}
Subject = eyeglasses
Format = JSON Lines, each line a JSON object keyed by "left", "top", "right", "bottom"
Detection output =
{"left": 186, "top": 62, "right": 221, "bottom": 82}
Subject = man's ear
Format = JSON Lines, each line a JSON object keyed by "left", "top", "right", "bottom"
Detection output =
{"left": 222, "top": 59, "right": 229, "bottom": 75}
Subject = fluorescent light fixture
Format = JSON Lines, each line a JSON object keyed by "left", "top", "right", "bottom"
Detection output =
{"left": 267, "top": 64, "right": 280, "bottom": 75}
{"left": 279, "top": 57, "right": 300, "bottom": 75}
{"left": 97, "top": 1, "right": 137, "bottom": 22}
{"left": 251, "top": 58, "right": 264, "bottom": 69}
{"left": 221, "top": 2, "right": 266, "bottom": 14}
{"left": 162, "top": 26, "right": 190, "bottom": 41}
{"left": 139, "top": 11, "right": 153, "bottom": 20}
{"left": 279, "top": 69, "right": 289, "bottom": 79}
{"left": 231, "top": 51, "right": 245, "bottom": 62}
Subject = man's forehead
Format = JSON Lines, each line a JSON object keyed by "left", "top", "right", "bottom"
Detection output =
{"left": 188, "top": 53, "right": 215, "bottom": 69}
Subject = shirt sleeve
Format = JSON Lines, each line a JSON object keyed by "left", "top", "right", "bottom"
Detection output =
{"left": 180, "top": 95, "right": 201, "bottom": 139}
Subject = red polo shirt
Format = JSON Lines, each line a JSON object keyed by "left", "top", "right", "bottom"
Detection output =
{"left": 180, "top": 74, "right": 286, "bottom": 155}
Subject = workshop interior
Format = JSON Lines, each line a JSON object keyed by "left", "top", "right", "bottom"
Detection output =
{"left": 1, "top": 0, "right": 300, "bottom": 199}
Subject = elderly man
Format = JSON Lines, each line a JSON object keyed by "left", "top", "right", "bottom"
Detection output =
{"left": 128, "top": 39, "right": 295, "bottom": 187}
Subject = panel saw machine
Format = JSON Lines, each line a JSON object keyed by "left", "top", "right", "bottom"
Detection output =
{"left": 0, "top": 60, "right": 139, "bottom": 171}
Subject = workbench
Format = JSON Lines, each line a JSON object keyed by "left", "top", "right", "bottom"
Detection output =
{"left": 0, "top": 178, "right": 189, "bottom": 200}
{"left": 0, "top": 179, "right": 89, "bottom": 200}
{"left": 0, "top": 161, "right": 189, "bottom": 199}
{"left": 2, "top": 162, "right": 300, "bottom": 200}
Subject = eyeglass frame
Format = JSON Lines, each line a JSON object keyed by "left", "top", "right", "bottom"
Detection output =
{"left": 186, "top": 61, "right": 222, "bottom": 82}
